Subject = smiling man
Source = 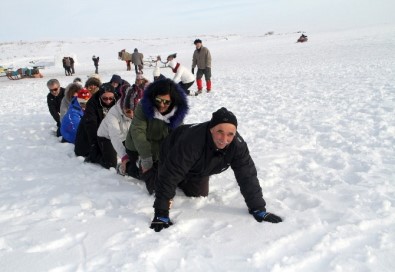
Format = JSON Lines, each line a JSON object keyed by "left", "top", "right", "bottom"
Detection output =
{"left": 150, "top": 107, "right": 282, "bottom": 232}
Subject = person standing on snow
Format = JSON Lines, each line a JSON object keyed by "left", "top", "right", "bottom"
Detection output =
{"left": 131, "top": 48, "right": 144, "bottom": 75}
{"left": 92, "top": 55, "right": 99, "bottom": 74}
{"left": 191, "top": 39, "right": 212, "bottom": 94}
{"left": 149, "top": 107, "right": 282, "bottom": 232}
{"left": 167, "top": 53, "right": 197, "bottom": 96}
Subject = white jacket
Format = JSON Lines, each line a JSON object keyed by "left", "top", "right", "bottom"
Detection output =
{"left": 97, "top": 101, "right": 132, "bottom": 159}
{"left": 168, "top": 59, "right": 194, "bottom": 84}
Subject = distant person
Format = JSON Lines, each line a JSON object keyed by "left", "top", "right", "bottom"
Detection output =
{"left": 167, "top": 53, "right": 197, "bottom": 96}
{"left": 192, "top": 39, "right": 212, "bottom": 93}
{"left": 63, "top": 57, "right": 72, "bottom": 76}
{"left": 131, "top": 48, "right": 144, "bottom": 74}
{"left": 153, "top": 67, "right": 166, "bottom": 81}
{"left": 149, "top": 107, "right": 282, "bottom": 232}
{"left": 92, "top": 55, "right": 99, "bottom": 74}
{"left": 60, "top": 88, "right": 91, "bottom": 143}
{"left": 46, "top": 79, "right": 65, "bottom": 136}
{"left": 70, "top": 57, "right": 75, "bottom": 74}
{"left": 75, "top": 83, "right": 116, "bottom": 160}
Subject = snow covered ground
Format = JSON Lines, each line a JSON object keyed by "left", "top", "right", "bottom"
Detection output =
{"left": 0, "top": 25, "right": 394, "bottom": 271}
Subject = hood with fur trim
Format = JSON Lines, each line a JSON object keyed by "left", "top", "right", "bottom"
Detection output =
{"left": 140, "top": 79, "right": 189, "bottom": 129}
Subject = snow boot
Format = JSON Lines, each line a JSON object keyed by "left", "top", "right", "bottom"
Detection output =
{"left": 197, "top": 79, "right": 203, "bottom": 94}
{"left": 206, "top": 80, "right": 212, "bottom": 92}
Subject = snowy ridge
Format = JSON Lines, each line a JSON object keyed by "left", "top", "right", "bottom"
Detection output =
{"left": 0, "top": 25, "right": 395, "bottom": 271}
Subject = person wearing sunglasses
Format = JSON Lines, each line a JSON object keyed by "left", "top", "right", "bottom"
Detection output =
{"left": 149, "top": 107, "right": 282, "bottom": 232}
{"left": 46, "top": 79, "right": 65, "bottom": 137}
{"left": 96, "top": 86, "right": 138, "bottom": 170}
{"left": 124, "top": 78, "right": 189, "bottom": 187}
{"left": 74, "top": 83, "right": 116, "bottom": 160}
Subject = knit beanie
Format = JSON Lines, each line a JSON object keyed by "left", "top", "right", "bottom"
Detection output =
{"left": 110, "top": 74, "right": 122, "bottom": 84}
{"left": 209, "top": 107, "right": 238, "bottom": 128}
{"left": 77, "top": 88, "right": 91, "bottom": 103}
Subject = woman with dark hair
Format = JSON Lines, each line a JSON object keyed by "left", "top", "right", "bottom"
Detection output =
{"left": 95, "top": 84, "right": 138, "bottom": 170}
{"left": 124, "top": 78, "right": 189, "bottom": 192}
{"left": 74, "top": 83, "right": 116, "bottom": 160}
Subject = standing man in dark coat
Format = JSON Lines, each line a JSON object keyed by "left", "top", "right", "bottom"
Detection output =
{"left": 46, "top": 79, "right": 65, "bottom": 137}
{"left": 92, "top": 55, "right": 99, "bottom": 74}
{"left": 150, "top": 107, "right": 282, "bottom": 232}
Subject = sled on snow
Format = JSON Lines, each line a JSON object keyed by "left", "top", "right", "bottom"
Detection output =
{"left": 6, "top": 67, "right": 43, "bottom": 80}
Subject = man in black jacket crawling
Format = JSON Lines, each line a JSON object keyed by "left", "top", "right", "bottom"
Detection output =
{"left": 150, "top": 107, "right": 282, "bottom": 232}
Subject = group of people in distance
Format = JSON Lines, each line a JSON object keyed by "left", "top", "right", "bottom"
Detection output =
{"left": 46, "top": 39, "right": 282, "bottom": 233}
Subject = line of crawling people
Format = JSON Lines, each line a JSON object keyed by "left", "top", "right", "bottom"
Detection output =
{"left": 46, "top": 41, "right": 282, "bottom": 233}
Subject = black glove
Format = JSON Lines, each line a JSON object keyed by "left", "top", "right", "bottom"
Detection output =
{"left": 250, "top": 210, "right": 282, "bottom": 223}
{"left": 150, "top": 210, "right": 173, "bottom": 232}
{"left": 191, "top": 68, "right": 194, "bottom": 74}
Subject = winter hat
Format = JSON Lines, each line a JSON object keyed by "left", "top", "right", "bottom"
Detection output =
{"left": 134, "top": 48, "right": 138, "bottom": 52}
{"left": 153, "top": 67, "right": 161, "bottom": 77}
{"left": 77, "top": 88, "right": 91, "bottom": 103}
{"left": 110, "top": 74, "right": 122, "bottom": 84}
{"left": 209, "top": 107, "right": 238, "bottom": 128}
{"left": 194, "top": 39, "right": 202, "bottom": 44}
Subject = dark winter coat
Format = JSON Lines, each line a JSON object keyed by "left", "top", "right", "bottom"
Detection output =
{"left": 47, "top": 87, "right": 65, "bottom": 125}
{"left": 60, "top": 97, "right": 84, "bottom": 144}
{"left": 153, "top": 122, "right": 266, "bottom": 212}
{"left": 74, "top": 89, "right": 115, "bottom": 157}
{"left": 92, "top": 57, "right": 99, "bottom": 66}
{"left": 125, "top": 80, "right": 189, "bottom": 164}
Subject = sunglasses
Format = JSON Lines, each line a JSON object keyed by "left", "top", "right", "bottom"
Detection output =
{"left": 49, "top": 87, "right": 59, "bottom": 92}
{"left": 155, "top": 97, "right": 171, "bottom": 106}
{"left": 101, "top": 96, "right": 114, "bottom": 101}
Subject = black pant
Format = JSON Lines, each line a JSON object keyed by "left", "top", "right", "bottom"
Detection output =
{"left": 97, "top": 136, "right": 117, "bottom": 169}
{"left": 126, "top": 149, "right": 140, "bottom": 179}
{"left": 178, "top": 176, "right": 209, "bottom": 197}
{"left": 179, "top": 81, "right": 194, "bottom": 95}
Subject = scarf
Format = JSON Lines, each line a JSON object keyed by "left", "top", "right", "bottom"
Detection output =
{"left": 153, "top": 106, "right": 178, "bottom": 123}
{"left": 171, "top": 63, "right": 180, "bottom": 73}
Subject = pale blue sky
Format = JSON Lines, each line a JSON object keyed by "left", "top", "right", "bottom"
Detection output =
{"left": 1, "top": 0, "right": 394, "bottom": 41}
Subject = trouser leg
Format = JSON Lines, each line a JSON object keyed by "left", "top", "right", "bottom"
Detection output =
{"left": 178, "top": 176, "right": 209, "bottom": 197}
{"left": 97, "top": 136, "right": 117, "bottom": 169}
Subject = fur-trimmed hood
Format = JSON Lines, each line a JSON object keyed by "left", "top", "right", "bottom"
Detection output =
{"left": 140, "top": 79, "right": 189, "bottom": 129}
